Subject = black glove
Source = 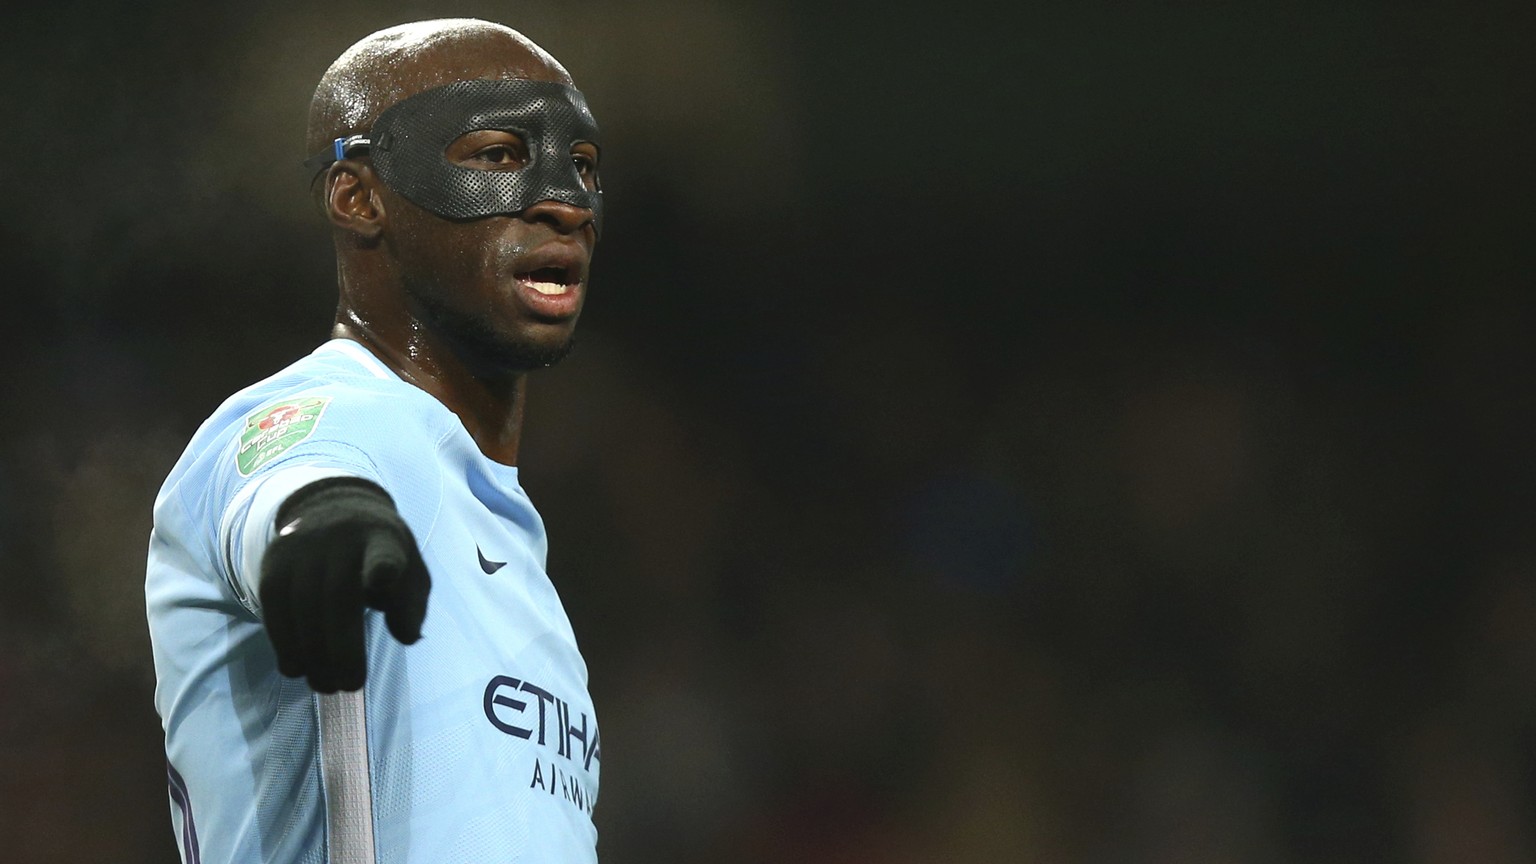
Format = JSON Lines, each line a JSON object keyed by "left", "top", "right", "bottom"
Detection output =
{"left": 258, "top": 476, "right": 430, "bottom": 693}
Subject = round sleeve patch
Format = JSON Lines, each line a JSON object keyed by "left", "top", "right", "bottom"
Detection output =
{"left": 236, "top": 396, "right": 333, "bottom": 476}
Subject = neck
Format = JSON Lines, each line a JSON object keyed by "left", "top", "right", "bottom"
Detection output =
{"left": 331, "top": 318, "right": 527, "bottom": 466}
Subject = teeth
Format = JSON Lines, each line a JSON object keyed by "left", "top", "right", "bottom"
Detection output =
{"left": 527, "top": 281, "right": 567, "bottom": 296}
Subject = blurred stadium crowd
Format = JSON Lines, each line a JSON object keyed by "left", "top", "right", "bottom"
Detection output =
{"left": 1, "top": 1, "right": 1532, "bottom": 861}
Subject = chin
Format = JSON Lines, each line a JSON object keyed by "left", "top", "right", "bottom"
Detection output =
{"left": 488, "top": 332, "right": 577, "bottom": 371}
{"left": 433, "top": 299, "right": 577, "bottom": 372}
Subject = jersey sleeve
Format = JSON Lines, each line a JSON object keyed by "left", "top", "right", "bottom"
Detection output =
{"left": 209, "top": 383, "right": 449, "bottom": 616}
{"left": 219, "top": 465, "right": 360, "bottom": 612}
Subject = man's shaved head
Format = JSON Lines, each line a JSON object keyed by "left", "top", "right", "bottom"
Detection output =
{"left": 309, "top": 18, "right": 600, "bottom": 392}
{"left": 306, "top": 19, "right": 573, "bottom": 154}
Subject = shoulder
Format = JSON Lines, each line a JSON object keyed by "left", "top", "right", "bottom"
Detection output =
{"left": 160, "top": 341, "right": 458, "bottom": 519}
{"left": 152, "top": 341, "right": 461, "bottom": 595}
{"left": 231, "top": 341, "right": 462, "bottom": 478}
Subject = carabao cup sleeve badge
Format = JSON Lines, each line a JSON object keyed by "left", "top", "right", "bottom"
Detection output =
{"left": 236, "top": 396, "right": 333, "bottom": 476}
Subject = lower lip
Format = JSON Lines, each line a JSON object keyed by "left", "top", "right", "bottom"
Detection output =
{"left": 513, "top": 279, "right": 583, "bottom": 318}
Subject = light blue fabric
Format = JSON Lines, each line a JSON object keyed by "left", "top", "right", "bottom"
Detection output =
{"left": 147, "top": 339, "right": 600, "bottom": 863}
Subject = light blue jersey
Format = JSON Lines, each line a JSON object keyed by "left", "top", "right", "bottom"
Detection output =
{"left": 146, "top": 339, "right": 600, "bottom": 863}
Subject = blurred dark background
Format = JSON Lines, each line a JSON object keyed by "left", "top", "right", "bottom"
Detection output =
{"left": 2, "top": 1, "right": 1533, "bottom": 861}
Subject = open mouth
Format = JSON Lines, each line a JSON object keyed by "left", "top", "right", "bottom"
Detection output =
{"left": 515, "top": 265, "right": 578, "bottom": 296}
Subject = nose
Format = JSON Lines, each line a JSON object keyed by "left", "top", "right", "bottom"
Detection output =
{"left": 521, "top": 197, "right": 596, "bottom": 235}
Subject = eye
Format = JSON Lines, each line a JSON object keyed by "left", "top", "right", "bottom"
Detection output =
{"left": 473, "top": 144, "right": 524, "bottom": 166}
{"left": 571, "top": 146, "right": 601, "bottom": 190}
{"left": 447, "top": 130, "right": 530, "bottom": 170}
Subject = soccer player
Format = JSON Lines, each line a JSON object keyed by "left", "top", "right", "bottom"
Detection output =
{"left": 146, "top": 19, "right": 604, "bottom": 862}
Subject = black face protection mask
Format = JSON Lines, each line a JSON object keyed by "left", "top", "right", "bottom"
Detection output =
{"left": 306, "top": 79, "right": 603, "bottom": 234}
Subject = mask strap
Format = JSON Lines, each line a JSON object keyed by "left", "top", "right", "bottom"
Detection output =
{"left": 301, "top": 135, "right": 373, "bottom": 180}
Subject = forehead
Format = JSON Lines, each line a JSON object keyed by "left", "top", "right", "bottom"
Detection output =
{"left": 375, "top": 35, "right": 571, "bottom": 116}
{"left": 309, "top": 23, "right": 577, "bottom": 152}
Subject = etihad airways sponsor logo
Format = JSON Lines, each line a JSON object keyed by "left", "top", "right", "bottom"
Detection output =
{"left": 483, "top": 674, "right": 600, "bottom": 813}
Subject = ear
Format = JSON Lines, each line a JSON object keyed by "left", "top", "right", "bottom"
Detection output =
{"left": 324, "top": 162, "right": 386, "bottom": 241}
